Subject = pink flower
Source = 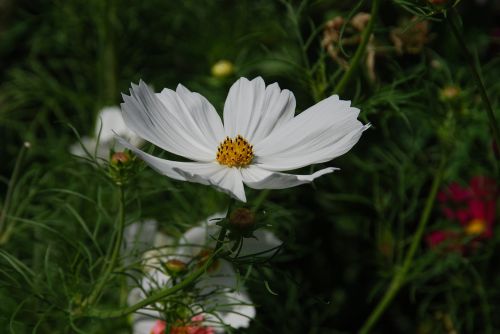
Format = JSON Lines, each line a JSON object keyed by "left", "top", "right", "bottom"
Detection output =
{"left": 428, "top": 176, "right": 497, "bottom": 251}
{"left": 150, "top": 316, "right": 215, "bottom": 334}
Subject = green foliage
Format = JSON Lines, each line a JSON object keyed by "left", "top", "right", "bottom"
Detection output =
{"left": 1, "top": 0, "right": 499, "bottom": 333}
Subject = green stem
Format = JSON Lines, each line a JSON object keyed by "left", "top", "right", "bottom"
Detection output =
{"left": 84, "top": 260, "right": 210, "bottom": 318}
{"left": 333, "top": 0, "right": 380, "bottom": 96}
{"left": 85, "top": 185, "right": 125, "bottom": 306}
{"left": 447, "top": 8, "right": 500, "bottom": 147}
{"left": 83, "top": 226, "right": 230, "bottom": 319}
{"left": 0, "top": 142, "right": 29, "bottom": 244}
{"left": 97, "top": 0, "right": 116, "bottom": 107}
{"left": 252, "top": 189, "right": 270, "bottom": 212}
{"left": 358, "top": 156, "right": 447, "bottom": 334}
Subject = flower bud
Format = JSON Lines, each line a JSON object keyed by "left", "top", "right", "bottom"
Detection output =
{"left": 439, "top": 86, "right": 461, "bottom": 102}
{"left": 211, "top": 60, "right": 234, "bottom": 78}
{"left": 110, "top": 151, "right": 130, "bottom": 165}
{"left": 229, "top": 208, "right": 255, "bottom": 231}
{"left": 164, "top": 259, "right": 187, "bottom": 275}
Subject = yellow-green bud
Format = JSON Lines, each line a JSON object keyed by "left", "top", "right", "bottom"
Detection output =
{"left": 164, "top": 259, "right": 187, "bottom": 274}
{"left": 211, "top": 60, "right": 234, "bottom": 78}
{"left": 439, "top": 86, "right": 461, "bottom": 102}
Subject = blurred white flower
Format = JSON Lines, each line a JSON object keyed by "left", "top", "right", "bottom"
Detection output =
{"left": 127, "top": 213, "right": 282, "bottom": 333}
{"left": 70, "top": 106, "right": 143, "bottom": 161}
{"left": 119, "top": 77, "right": 369, "bottom": 202}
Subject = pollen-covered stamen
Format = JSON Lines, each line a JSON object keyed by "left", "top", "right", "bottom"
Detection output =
{"left": 216, "top": 135, "right": 254, "bottom": 167}
{"left": 465, "top": 218, "right": 487, "bottom": 236}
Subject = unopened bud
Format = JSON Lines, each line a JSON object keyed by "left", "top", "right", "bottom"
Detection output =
{"left": 211, "top": 60, "right": 234, "bottom": 78}
{"left": 164, "top": 259, "right": 187, "bottom": 274}
{"left": 110, "top": 151, "right": 130, "bottom": 165}
{"left": 229, "top": 208, "right": 255, "bottom": 230}
{"left": 439, "top": 86, "right": 461, "bottom": 102}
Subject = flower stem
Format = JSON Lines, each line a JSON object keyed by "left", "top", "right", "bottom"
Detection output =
{"left": 215, "top": 198, "right": 234, "bottom": 251}
{"left": 358, "top": 156, "right": 447, "bottom": 334}
{"left": 252, "top": 189, "right": 270, "bottom": 212}
{"left": 82, "top": 239, "right": 227, "bottom": 319}
{"left": 84, "top": 259, "right": 212, "bottom": 318}
{"left": 0, "top": 142, "right": 30, "bottom": 244}
{"left": 80, "top": 201, "right": 232, "bottom": 319}
{"left": 84, "top": 185, "right": 126, "bottom": 306}
{"left": 447, "top": 8, "right": 500, "bottom": 148}
{"left": 333, "top": 0, "right": 380, "bottom": 96}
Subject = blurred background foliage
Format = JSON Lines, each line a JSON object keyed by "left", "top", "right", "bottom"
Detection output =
{"left": 1, "top": 0, "right": 499, "bottom": 333}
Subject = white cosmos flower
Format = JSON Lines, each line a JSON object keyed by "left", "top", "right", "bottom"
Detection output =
{"left": 128, "top": 213, "right": 282, "bottom": 333}
{"left": 118, "top": 77, "right": 368, "bottom": 202}
{"left": 70, "top": 106, "right": 143, "bottom": 161}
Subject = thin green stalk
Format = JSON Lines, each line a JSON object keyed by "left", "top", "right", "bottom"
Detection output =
{"left": 83, "top": 221, "right": 230, "bottom": 319}
{"left": 84, "top": 259, "right": 210, "bottom": 318}
{"left": 252, "top": 189, "right": 270, "bottom": 212}
{"left": 333, "top": 0, "right": 380, "bottom": 96}
{"left": 447, "top": 8, "right": 500, "bottom": 147}
{"left": 358, "top": 156, "right": 447, "bottom": 334}
{"left": 97, "top": 0, "right": 117, "bottom": 107}
{"left": 85, "top": 185, "right": 125, "bottom": 306}
{"left": 0, "top": 142, "right": 30, "bottom": 244}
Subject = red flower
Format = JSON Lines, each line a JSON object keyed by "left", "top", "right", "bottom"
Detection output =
{"left": 427, "top": 176, "right": 497, "bottom": 250}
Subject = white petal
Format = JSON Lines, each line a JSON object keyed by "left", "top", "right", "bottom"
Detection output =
{"left": 95, "top": 106, "right": 129, "bottom": 142}
{"left": 129, "top": 273, "right": 166, "bottom": 334}
{"left": 197, "top": 260, "right": 238, "bottom": 294}
{"left": 120, "top": 140, "right": 240, "bottom": 198}
{"left": 241, "top": 165, "right": 337, "bottom": 189}
{"left": 141, "top": 269, "right": 172, "bottom": 292}
{"left": 169, "top": 84, "right": 225, "bottom": 147}
{"left": 176, "top": 213, "right": 227, "bottom": 259}
{"left": 121, "top": 81, "right": 215, "bottom": 161}
{"left": 123, "top": 220, "right": 158, "bottom": 267}
{"left": 203, "top": 289, "right": 255, "bottom": 331}
{"left": 153, "top": 231, "right": 175, "bottom": 248}
{"left": 117, "top": 137, "right": 219, "bottom": 180}
{"left": 132, "top": 316, "right": 158, "bottom": 334}
{"left": 217, "top": 291, "right": 255, "bottom": 329}
{"left": 178, "top": 224, "right": 217, "bottom": 258}
{"left": 205, "top": 212, "right": 228, "bottom": 226}
{"left": 118, "top": 137, "right": 247, "bottom": 202}
{"left": 223, "top": 77, "right": 295, "bottom": 143}
{"left": 70, "top": 137, "right": 97, "bottom": 157}
{"left": 238, "top": 230, "right": 282, "bottom": 257}
{"left": 254, "top": 95, "right": 368, "bottom": 171}
{"left": 174, "top": 166, "right": 247, "bottom": 202}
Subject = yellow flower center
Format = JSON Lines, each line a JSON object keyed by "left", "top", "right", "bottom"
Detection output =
{"left": 216, "top": 135, "right": 254, "bottom": 167}
{"left": 465, "top": 219, "right": 486, "bottom": 236}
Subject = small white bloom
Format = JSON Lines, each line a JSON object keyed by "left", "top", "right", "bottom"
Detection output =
{"left": 119, "top": 77, "right": 368, "bottom": 202}
{"left": 71, "top": 106, "right": 143, "bottom": 161}
{"left": 128, "top": 213, "right": 281, "bottom": 333}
